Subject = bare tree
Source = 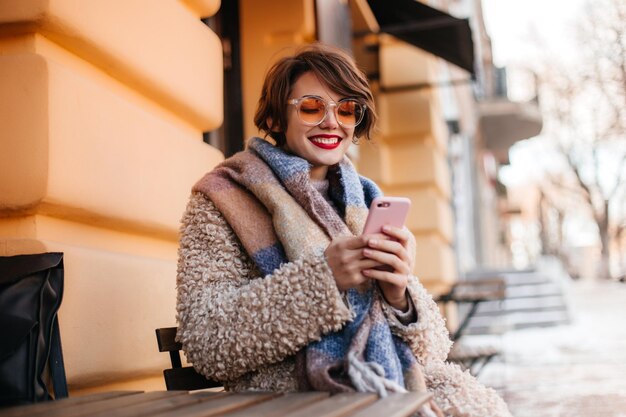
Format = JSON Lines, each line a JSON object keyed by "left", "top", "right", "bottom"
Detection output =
{"left": 535, "top": 0, "right": 626, "bottom": 279}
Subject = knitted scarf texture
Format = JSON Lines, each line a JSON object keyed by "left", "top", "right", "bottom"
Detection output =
{"left": 193, "top": 137, "right": 424, "bottom": 397}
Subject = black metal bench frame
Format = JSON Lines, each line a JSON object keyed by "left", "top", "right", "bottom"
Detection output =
{"left": 155, "top": 327, "right": 222, "bottom": 391}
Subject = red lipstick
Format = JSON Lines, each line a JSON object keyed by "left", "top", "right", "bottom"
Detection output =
{"left": 309, "top": 135, "right": 342, "bottom": 150}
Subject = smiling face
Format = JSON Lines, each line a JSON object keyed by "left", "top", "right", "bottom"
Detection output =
{"left": 282, "top": 72, "right": 355, "bottom": 180}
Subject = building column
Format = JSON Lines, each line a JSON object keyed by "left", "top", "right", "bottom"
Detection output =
{"left": 359, "top": 36, "right": 456, "bottom": 292}
{"left": 0, "top": 0, "right": 223, "bottom": 392}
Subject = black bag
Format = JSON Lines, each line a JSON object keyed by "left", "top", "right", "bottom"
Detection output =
{"left": 0, "top": 253, "right": 68, "bottom": 406}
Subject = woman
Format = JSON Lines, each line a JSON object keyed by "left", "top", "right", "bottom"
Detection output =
{"left": 176, "top": 44, "right": 511, "bottom": 417}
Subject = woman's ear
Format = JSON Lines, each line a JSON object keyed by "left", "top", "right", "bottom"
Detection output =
{"left": 267, "top": 117, "right": 280, "bottom": 132}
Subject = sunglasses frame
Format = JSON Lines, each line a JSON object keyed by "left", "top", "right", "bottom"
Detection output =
{"left": 288, "top": 95, "right": 367, "bottom": 128}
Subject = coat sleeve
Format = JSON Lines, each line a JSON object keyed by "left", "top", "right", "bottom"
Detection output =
{"left": 425, "top": 361, "right": 513, "bottom": 417}
{"left": 176, "top": 192, "right": 353, "bottom": 382}
{"left": 381, "top": 275, "right": 453, "bottom": 364}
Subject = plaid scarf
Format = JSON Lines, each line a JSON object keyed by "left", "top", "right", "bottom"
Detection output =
{"left": 193, "top": 137, "right": 424, "bottom": 397}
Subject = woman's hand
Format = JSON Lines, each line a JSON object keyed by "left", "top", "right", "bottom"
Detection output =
{"left": 362, "top": 226, "right": 417, "bottom": 311}
{"left": 324, "top": 235, "right": 383, "bottom": 292}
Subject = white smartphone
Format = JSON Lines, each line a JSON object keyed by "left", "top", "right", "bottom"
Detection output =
{"left": 362, "top": 196, "right": 411, "bottom": 236}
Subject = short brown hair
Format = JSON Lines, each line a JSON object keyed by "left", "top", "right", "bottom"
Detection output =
{"left": 254, "top": 43, "right": 377, "bottom": 147}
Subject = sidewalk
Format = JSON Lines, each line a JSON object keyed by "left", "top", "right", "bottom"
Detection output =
{"left": 472, "top": 278, "right": 626, "bottom": 417}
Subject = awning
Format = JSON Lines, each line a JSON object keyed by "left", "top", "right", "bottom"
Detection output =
{"left": 366, "top": 0, "right": 475, "bottom": 75}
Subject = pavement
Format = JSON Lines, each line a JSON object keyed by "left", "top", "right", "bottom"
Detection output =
{"left": 464, "top": 278, "right": 626, "bottom": 417}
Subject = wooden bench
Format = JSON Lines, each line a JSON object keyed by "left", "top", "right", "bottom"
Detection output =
{"left": 435, "top": 278, "right": 506, "bottom": 376}
{"left": 155, "top": 327, "right": 222, "bottom": 391}
{"left": 0, "top": 390, "right": 433, "bottom": 417}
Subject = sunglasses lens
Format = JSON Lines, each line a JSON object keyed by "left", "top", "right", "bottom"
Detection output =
{"left": 337, "top": 99, "right": 362, "bottom": 127}
{"left": 298, "top": 97, "right": 326, "bottom": 124}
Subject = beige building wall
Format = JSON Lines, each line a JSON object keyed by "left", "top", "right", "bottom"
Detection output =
{"left": 359, "top": 37, "right": 456, "bottom": 292}
{"left": 0, "top": 0, "right": 224, "bottom": 393}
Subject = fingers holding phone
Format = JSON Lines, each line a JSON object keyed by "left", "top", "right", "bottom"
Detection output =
{"left": 361, "top": 197, "right": 415, "bottom": 271}
{"left": 372, "top": 225, "right": 417, "bottom": 272}
{"left": 324, "top": 235, "right": 383, "bottom": 292}
{"left": 360, "top": 197, "right": 416, "bottom": 310}
{"left": 325, "top": 196, "right": 416, "bottom": 308}
{"left": 362, "top": 228, "right": 413, "bottom": 311}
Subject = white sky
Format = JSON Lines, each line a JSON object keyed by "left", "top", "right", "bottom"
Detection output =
{"left": 481, "top": 0, "right": 591, "bottom": 188}
{"left": 482, "top": 0, "right": 588, "bottom": 67}
{"left": 481, "top": 0, "right": 604, "bottom": 247}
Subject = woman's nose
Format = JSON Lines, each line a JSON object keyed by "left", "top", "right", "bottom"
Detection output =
{"left": 319, "top": 106, "right": 339, "bottom": 129}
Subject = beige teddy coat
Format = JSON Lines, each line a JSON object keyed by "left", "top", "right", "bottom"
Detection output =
{"left": 176, "top": 192, "right": 512, "bottom": 417}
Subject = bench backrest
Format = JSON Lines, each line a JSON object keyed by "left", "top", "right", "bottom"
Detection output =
{"left": 155, "top": 327, "right": 222, "bottom": 391}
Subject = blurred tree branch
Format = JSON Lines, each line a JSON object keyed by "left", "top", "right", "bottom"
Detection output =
{"left": 534, "top": 0, "right": 626, "bottom": 279}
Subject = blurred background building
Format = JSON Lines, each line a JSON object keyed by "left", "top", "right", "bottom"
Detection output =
{"left": 0, "top": 0, "right": 543, "bottom": 393}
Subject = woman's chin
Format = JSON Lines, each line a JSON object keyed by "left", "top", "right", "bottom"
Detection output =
{"left": 310, "top": 153, "right": 345, "bottom": 168}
